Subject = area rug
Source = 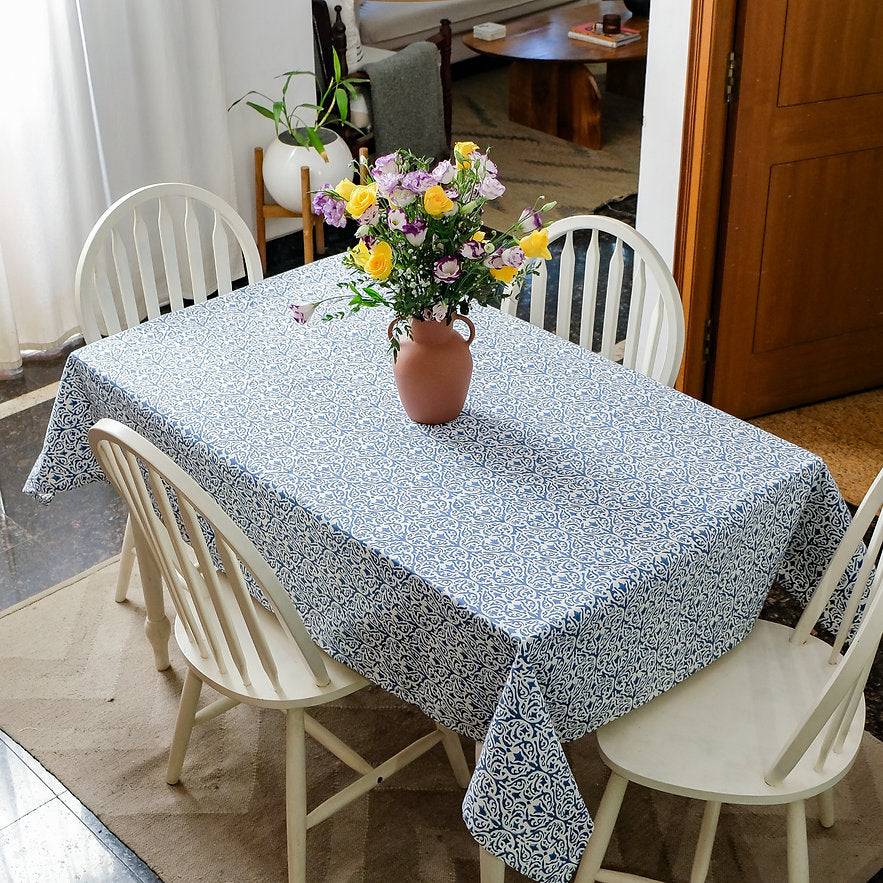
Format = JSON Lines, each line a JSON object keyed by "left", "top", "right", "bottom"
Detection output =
{"left": 452, "top": 65, "right": 641, "bottom": 231}
{"left": 1, "top": 561, "right": 881, "bottom": 882}
{"left": 752, "top": 388, "right": 883, "bottom": 508}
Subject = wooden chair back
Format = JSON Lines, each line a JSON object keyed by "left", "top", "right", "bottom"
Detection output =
{"left": 312, "top": 2, "right": 454, "bottom": 151}
{"left": 77, "top": 183, "right": 263, "bottom": 343}
{"left": 501, "top": 215, "right": 685, "bottom": 387}
{"left": 88, "top": 419, "right": 331, "bottom": 691}
{"left": 767, "top": 465, "right": 883, "bottom": 785}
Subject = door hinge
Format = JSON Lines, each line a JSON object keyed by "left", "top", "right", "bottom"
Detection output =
{"left": 703, "top": 316, "right": 715, "bottom": 363}
{"left": 725, "top": 51, "right": 740, "bottom": 104}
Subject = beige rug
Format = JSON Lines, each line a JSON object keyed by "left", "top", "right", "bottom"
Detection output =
{"left": 753, "top": 387, "right": 883, "bottom": 507}
{"left": 452, "top": 65, "right": 641, "bottom": 231}
{"left": 1, "top": 560, "right": 882, "bottom": 882}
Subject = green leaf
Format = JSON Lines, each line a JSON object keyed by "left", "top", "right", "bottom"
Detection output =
{"left": 332, "top": 48, "right": 342, "bottom": 82}
{"left": 245, "top": 101, "right": 276, "bottom": 121}
{"left": 272, "top": 101, "right": 285, "bottom": 128}
{"left": 306, "top": 127, "right": 327, "bottom": 156}
{"left": 276, "top": 69, "right": 314, "bottom": 81}
{"left": 334, "top": 87, "right": 349, "bottom": 122}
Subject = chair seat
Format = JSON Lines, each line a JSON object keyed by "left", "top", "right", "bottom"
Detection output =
{"left": 174, "top": 575, "right": 368, "bottom": 709}
{"left": 596, "top": 620, "right": 866, "bottom": 805}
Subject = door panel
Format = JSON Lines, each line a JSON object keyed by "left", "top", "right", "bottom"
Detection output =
{"left": 754, "top": 147, "right": 883, "bottom": 353}
{"left": 778, "top": 0, "right": 883, "bottom": 105}
{"left": 710, "top": 0, "right": 883, "bottom": 417}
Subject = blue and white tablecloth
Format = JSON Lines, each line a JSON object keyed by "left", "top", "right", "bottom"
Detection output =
{"left": 26, "top": 255, "right": 858, "bottom": 883}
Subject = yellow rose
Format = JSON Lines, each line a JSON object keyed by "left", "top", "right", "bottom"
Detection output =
{"left": 365, "top": 241, "right": 393, "bottom": 281}
{"left": 490, "top": 266, "right": 518, "bottom": 284}
{"left": 351, "top": 240, "right": 370, "bottom": 269}
{"left": 519, "top": 228, "right": 552, "bottom": 260}
{"left": 336, "top": 178, "right": 356, "bottom": 199}
{"left": 345, "top": 183, "right": 377, "bottom": 219}
{"left": 454, "top": 141, "right": 479, "bottom": 157}
{"left": 471, "top": 231, "right": 485, "bottom": 242}
{"left": 424, "top": 185, "right": 455, "bottom": 218}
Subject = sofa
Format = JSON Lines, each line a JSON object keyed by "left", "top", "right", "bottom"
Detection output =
{"left": 359, "top": 0, "right": 578, "bottom": 63}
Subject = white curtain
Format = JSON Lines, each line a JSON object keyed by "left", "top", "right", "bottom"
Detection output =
{"left": 0, "top": 0, "right": 237, "bottom": 377}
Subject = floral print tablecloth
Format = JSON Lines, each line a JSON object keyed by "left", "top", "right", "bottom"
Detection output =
{"left": 25, "top": 256, "right": 857, "bottom": 883}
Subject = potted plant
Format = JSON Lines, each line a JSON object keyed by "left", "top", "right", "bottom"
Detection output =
{"left": 229, "top": 51, "right": 364, "bottom": 213}
{"left": 309, "top": 142, "right": 555, "bottom": 425}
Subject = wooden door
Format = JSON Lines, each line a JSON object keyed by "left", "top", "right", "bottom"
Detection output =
{"left": 709, "top": 0, "right": 883, "bottom": 417}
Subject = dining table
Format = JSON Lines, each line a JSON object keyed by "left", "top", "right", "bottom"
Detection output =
{"left": 25, "top": 254, "right": 860, "bottom": 883}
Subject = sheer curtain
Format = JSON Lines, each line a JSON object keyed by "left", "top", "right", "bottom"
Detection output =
{"left": 0, "top": 0, "right": 237, "bottom": 377}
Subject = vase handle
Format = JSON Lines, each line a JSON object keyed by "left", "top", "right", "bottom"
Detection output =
{"left": 453, "top": 314, "right": 476, "bottom": 346}
{"left": 387, "top": 317, "right": 402, "bottom": 340}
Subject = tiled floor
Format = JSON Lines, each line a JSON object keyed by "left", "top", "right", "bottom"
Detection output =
{"left": 0, "top": 731, "right": 160, "bottom": 882}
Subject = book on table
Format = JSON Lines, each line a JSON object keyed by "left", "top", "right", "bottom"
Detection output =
{"left": 567, "top": 22, "right": 641, "bottom": 47}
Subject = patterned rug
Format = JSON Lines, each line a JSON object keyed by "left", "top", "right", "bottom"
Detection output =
{"left": 1, "top": 560, "right": 881, "bottom": 882}
{"left": 451, "top": 65, "right": 642, "bottom": 231}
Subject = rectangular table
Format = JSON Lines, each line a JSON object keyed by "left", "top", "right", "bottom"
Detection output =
{"left": 26, "top": 255, "right": 858, "bottom": 883}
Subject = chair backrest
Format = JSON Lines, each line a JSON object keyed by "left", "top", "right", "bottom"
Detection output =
{"left": 767, "top": 465, "right": 883, "bottom": 785}
{"left": 501, "top": 215, "right": 685, "bottom": 387}
{"left": 88, "top": 419, "right": 331, "bottom": 691}
{"left": 313, "top": 1, "right": 454, "bottom": 151}
{"left": 77, "top": 183, "right": 263, "bottom": 344}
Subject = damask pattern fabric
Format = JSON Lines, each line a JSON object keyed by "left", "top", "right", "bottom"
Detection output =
{"left": 26, "top": 256, "right": 858, "bottom": 883}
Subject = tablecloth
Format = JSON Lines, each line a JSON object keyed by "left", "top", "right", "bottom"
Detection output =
{"left": 25, "top": 255, "right": 858, "bottom": 882}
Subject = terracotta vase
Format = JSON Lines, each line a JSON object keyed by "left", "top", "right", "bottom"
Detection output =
{"left": 387, "top": 314, "right": 476, "bottom": 425}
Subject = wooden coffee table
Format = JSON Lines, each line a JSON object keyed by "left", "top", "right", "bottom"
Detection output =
{"left": 462, "top": 1, "right": 648, "bottom": 150}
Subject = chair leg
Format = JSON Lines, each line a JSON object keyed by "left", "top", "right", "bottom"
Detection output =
{"left": 286, "top": 708, "right": 307, "bottom": 883}
{"left": 573, "top": 771, "right": 629, "bottom": 883}
{"left": 475, "top": 742, "right": 506, "bottom": 883}
{"left": 437, "top": 724, "right": 471, "bottom": 788}
{"left": 115, "top": 516, "right": 136, "bottom": 603}
{"left": 166, "top": 669, "right": 202, "bottom": 784}
{"left": 690, "top": 801, "right": 721, "bottom": 883}
{"left": 818, "top": 789, "right": 835, "bottom": 828}
{"left": 786, "top": 800, "right": 810, "bottom": 883}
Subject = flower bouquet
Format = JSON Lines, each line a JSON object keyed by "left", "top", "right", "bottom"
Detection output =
{"left": 311, "top": 142, "right": 555, "bottom": 424}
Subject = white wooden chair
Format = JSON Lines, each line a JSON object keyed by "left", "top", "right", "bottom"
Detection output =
{"left": 88, "top": 418, "right": 472, "bottom": 883}
{"left": 574, "top": 465, "right": 883, "bottom": 883}
{"left": 76, "top": 183, "right": 263, "bottom": 606}
{"left": 501, "top": 215, "right": 685, "bottom": 387}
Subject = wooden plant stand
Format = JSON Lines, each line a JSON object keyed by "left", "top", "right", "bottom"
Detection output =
{"left": 253, "top": 147, "right": 326, "bottom": 271}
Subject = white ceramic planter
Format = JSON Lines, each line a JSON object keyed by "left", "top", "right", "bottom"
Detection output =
{"left": 262, "top": 127, "right": 353, "bottom": 213}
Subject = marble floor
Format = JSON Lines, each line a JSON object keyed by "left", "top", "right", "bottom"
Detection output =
{"left": 0, "top": 220, "right": 880, "bottom": 881}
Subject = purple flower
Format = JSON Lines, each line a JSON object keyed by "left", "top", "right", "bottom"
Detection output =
{"left": 361, "top": 234, "right": 377, "bottom": 249}
{"left": 387, "top": 207, "right": 407, "bottom": 231}
{"left": 433, "top": 256, "right": 461, "bottom": 284}
{"left": 444, "top": 186, "right": 459, "bottom": 199}
{"left": 391, "top": 187, "right": 416, "bottom": 207}
{"left": 358, "top": 203, "right": 380, "bottom": 227}
{"left": 289, "top": 303, "right": 308, "bottom": 324}
{"left": 518, "top": 208, "right": 543, "bottom": 233}
{"left": 478, "top": 175, "right": 506, "bottom": 200}
{"left": 372, "top": 153, "right": 398, "bottom": 177}
{"left": 475, "top": 154, "right": 498, "bottom": 179}
{"left": 401, "top": 170, "right": 436, "bottom": 193}
{"left": 460, "top": 239, "right": 485, "bottom": 260}
{"left": 402, "top": 218, "right": 427, "bottom": 246}
{"left": 432, "top": 160, "right": 456, "bottom": 184}
{"left": 502, "top": 246, "right": 525, "bottom": 268}
{"left": 311, "top": 189, "right": 346, "bottom": 228}
{"left": 484, "top": 248, "right": 506, "bottom": 270}
{"left": 375, "top": 172, "right": 400, "bottom": 198}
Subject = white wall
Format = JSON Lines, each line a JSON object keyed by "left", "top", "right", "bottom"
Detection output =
{"left": 635, "top": 0, "right": 693, "bottom": 267}
{"left": 216, "top": 0, "right": 315, "bottom": 238}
